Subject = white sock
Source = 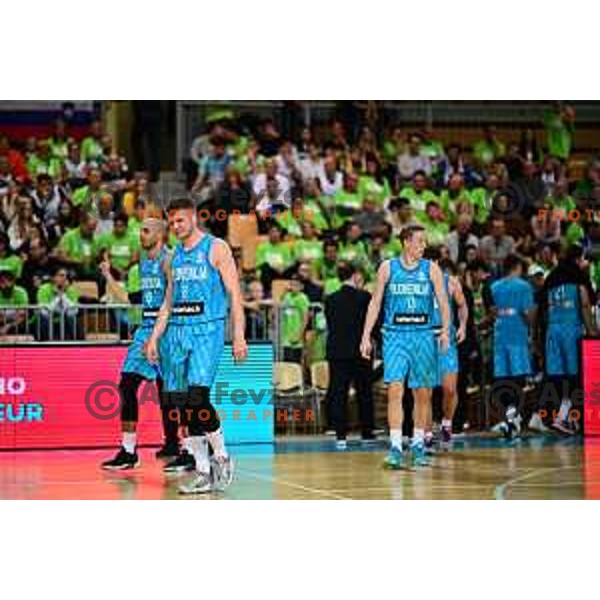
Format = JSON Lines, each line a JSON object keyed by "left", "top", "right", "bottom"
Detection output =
{"left": 206, "top": 428, "right": 228, "bottom": 459}
{"left": 558, "top": 399, "right": 572, "bottom": 422}
{"left": 122, "top": 432, "right": 136, "bottom": 454}
{"left": 425, "top": 430, "right": 433, "bottom": 442}
{"left": 189, "top": 436, "right": 210, "bottom": 474}
{"left": 412, "top": 428, "right": 425, "bottom": 446}
{"left": 505, "top": 405, "right": 517, "bottom": 423}
{"left": 442, "top": 419, "right": 452, "bottom": 429}
{"left": 390, "top": 429, "right": 402, "bottom": 450}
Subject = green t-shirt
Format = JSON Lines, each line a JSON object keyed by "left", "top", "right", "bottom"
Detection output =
{"left": 420, "top": 139, "right": 445, "bottom": 161}
{"left": 0, "top": 255, "right": 23, "bottom": 279}
{"left": 419, "top": 216, "right": 450, "bottom": 246}
{"left": 126, "top": 264, "right": 142, "bottom": 324}
{"left": 0, "top": 285, "right": 29, "bottom": 307}
{"left": 72, "top": 185, "right": 102, "bottom": 208}
{"left": 332, "top": 189, "right": 363, "bottom": 227}
{"left": 315, "top": 257, "right": 338, "bottom": 282}
{"left": 543, "top": 109, "right": 573, "bottom": 160}
{"left": 338, "top": 240, "right": 368, "bottom": 265}
{"left": 357, "top": 175, "right": 391, "bottom": 207}
{"left": 126, "top": 263, "right": 141, "bottom": 294}
{"left": 303, "top": 199, "right": 330, "bottom": 231}
{"left": 293, "top": 239, "right": 324, "bottom": 264}
{"left": 439, "top": 189, "right": 472, "bottom": 216}
{"left": 548, "top": 194, "right": 576, "bottom": 215}
{"left": 48, "top": 137, "right": 69, "bottom": 161}
{"left": 473, "top": 139, "right": 506, "bottom": 166}
{"left": 280, "top": 291, "right": 310, "bottom": 348}
{"left": 27, "top": 155, "right": 61, "bottom": 179}
{"left": 57, "top": 228, "right": 100, "bottom": 273}
{"left": 256, "top": 241, "right": 294, "bottom": 272}
{"left": 80, "top": 137, "right": 104, "bottom": 164}
{"left": 383, "top": 238, "right": 402, "bottom": 260}
{"left": 566, "top": 222, "right": 585, "bottom": 247}
{"left": 468, "top": 188, "right": 492, "bottom": 224}
{"left": 399, "top": 187, "right": 438, "bottom": 221}
{"left": 96, "top": 231, "right": 138, "bottom": 271}
{"left": 276, "top": 210, "right": 305, "bottom": 238}
{"left": 128, "top": 217, "right": 143, "bottom": 241}
{"left": 591, "top": 261, "right": 600, "bottom": 292}
{"left": 323, "top": 277, "right": 342, "bottom": 296}
{"left": 36, "top": 283, "right": 80, "bottom": 306}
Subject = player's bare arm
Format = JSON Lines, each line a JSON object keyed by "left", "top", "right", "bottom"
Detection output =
{"left": 580, "top": 285, "right": 598, "bottom": 336}
{"left": 100, "top": 258, "right": 129, "bottom": 303}
{"left": 212, "top": 238, "right": 248, "bottom": 361}
{"left": 360, "top": 260, "right": 390, "bottom": 359}
{"left": 431, "top": 261, "right": 450, "bottom": 352}
{"left": 451, "top": 275, "right": 468, "bottom": 344}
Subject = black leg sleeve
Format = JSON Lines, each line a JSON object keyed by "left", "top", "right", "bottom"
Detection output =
{"left": 187, "top": 386, "right": 221, "bottom": 436}
{"left": 119, "top": 372, "right": 145, "bottom": 423}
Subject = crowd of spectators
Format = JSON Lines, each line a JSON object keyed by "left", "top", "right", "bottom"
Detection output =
{"left": 1, "top": 102, "right": 599, "bottom": 364}
{"left": 0, "top": 118, "right": 144, "bottom": 338}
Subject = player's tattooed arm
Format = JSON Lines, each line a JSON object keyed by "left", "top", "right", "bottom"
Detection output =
{"left": 431, "top": 261, "right": 450, "bottom": 352}
{"left": 451, "top": 276, "right": 468, "bottom": 344}
{"left": 360, "top": 260, "right": 390, "bottom": 359}
{"left": 212, "top": 239, "right": 248, "bottom": 361}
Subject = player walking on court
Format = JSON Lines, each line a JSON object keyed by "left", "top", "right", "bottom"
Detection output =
{"left": 163, "top": 197, "right": 248, "bottom": 494}
{"left": 431, "top": 258, "right": 468, "bottom": 451}
{"left": 360, "top": 224, "right": 450, "bottom": 469}
{"left": 101, "top": 217, "right": 175, "bottom": 469}
{"left": 489, "top": 255, "right": 536, "bottom": 440}
{"left": 542, "top": 245, "right": 597, "bottom": 434}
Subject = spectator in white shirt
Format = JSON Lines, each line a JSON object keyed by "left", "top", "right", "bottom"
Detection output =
{"left": 254, "top": 159, "right": 291, "bottom": 210}
{"left": 397, "top": 133, "right": 432, "bottom": 181}
{"left": 447, "top": 215, "right": 480, "bottom": 267}
{"left": 318, "top": 155, "right": 343, "bottom": 197}
{"left": 275, "top": 140, "right": 300, "bottom": 184}
{"left": 299, "top": 143, "right": 323, "bottom": 184}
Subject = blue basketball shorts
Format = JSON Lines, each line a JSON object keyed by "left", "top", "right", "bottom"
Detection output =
{"left": 438, "top": 338, "right": 459, "bottom": 380}
{"left": 382, "top": 327, "right": 438, "bottom": 389}
{"left": 122, "top": 326, "right": 160, "bottom": 381}
{"left": 493, "top": 339, "right": 531, "bottom": 378}
{"left": 161, "top": 320, "right": 226, "bottom": 392}
{"left": 545, "top": 323, "right": 582, "bottom": 377}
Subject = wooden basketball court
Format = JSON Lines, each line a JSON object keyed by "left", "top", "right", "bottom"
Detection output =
{"left": 0, "top": 435, "right": 596, "bottom": 500}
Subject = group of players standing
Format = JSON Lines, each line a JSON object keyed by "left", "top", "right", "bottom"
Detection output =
{"left": 360, "top": 223, "right": 596, "bottom": 470}
{"left": 99, "top": 202, "right": 595, "bottom": 488}
{"left": 100, "top": 197, "right": 248, "bottom": 495}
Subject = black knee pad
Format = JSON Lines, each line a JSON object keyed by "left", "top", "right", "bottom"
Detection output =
{"left": 187, "top": 386, "right": 221, "bottom": 436}
{"left": 119, "top": 372, "right": 145, "bottom": 423}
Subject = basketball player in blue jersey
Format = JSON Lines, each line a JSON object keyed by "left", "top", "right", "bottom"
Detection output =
{"left": 101, "top": 217, "right": 176, "bottom": 469}
{"left": 542, "top": 245, "right": 597, "bottom": 434}
{"left": 430, "top": 257, "right": 468, "bottom": 451}
{"left": 360, "top": 224, "right": 450, "bottom": 469}
{"left": 163, "top": 197, "right": 247, "bottom": 495}
{"left": 489, "top": 255, "right": 536, "bottom": 440}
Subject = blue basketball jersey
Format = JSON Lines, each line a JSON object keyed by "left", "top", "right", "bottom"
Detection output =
{"left": 432, "top": 271, "right": 454, "bottom": 333}
{"left": 547, "top": 283, "right": 581, "bottom": 326}
{"left": 490, "top": 276, "right": 534, "bottom": 345}
{"left": 170, "top": 233, "right": 228, "bottom": 325}
{"left": 140, "top": 246, "right": 169, "bottom": 328}
{"left": 383, "top": 257, "right": 434, "bottom": 330}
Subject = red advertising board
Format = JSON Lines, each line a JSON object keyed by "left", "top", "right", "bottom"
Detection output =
{"left": 0, "top": 346, "right": 162, "bottom": 449}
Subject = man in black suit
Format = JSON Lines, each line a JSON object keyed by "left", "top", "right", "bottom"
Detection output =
{"left": 324, "top": 263, "right": 375, "bottom": 448}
